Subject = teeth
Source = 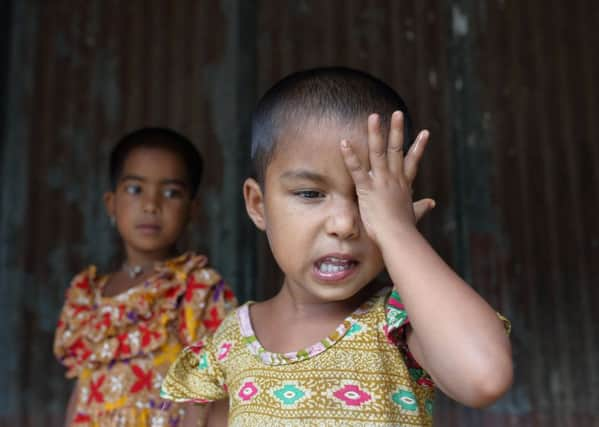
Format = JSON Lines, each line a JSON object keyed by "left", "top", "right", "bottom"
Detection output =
{"left": 319, "top": 263, "right": 351, "bottom": 273}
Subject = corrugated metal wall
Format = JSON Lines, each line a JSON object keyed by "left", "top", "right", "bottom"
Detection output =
{"left": 1, "top": 1, "right": 597, "bottom": 426}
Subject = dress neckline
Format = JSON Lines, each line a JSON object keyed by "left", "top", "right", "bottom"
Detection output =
{"left": 92, "top": 252, "right": 205, "bottom": 300}
{"left": 237, "top": 293, "right": 381, "bottom": 366}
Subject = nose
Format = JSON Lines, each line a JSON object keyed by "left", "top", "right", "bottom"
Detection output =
{"left": 325, "top": 198, "right": 360, "bottom": 240}
{"left": 142, "top": 190, "right": 160, "bottom": 214}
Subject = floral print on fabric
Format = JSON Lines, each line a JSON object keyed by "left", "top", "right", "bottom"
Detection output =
{"left": 53, "top": 253, "right": 236, "bottom": 427}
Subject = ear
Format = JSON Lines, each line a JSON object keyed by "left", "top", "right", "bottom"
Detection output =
{"left": 243, "top": 178, "right": 266, "bottom": 231}
{"left": 103, "top": 191, "right": 115, "bottom": 218}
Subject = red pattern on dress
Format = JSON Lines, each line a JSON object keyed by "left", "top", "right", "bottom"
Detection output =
{"left": 130, "top": 365, "right": 153, "bottom": 393}
{"left": 88, "top": 375, "right": 105, "bottom": 404}
{"left": 53, "top": 253, "right": 237, "bottom": 426}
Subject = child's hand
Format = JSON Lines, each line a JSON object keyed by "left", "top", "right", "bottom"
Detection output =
{"left": 340, "top": 111, "right": 431, "bottom": 245}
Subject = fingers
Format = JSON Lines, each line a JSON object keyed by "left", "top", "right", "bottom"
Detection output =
{"left": 404, "top": 130, "right": 430, "bottom": 183}
{"left": 367, "top": 114, "right": 388, "bottom": 174}
{"left": 387, "top": 111, "right": 405, "bottom": 176}
{"left": 413, "top": 198, "right": 436, "bottom": 223}
{"left": 340, "top": 139, "right": 371, "bottom": 189}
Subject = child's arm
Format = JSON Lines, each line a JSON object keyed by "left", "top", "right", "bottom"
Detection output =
{"left": 64, "top": 382, "right": 79, "bottom": 427}
{"left": 204, "top": 399, "right": 229, "bottom": 427}
{"left": 340, "top": 112, "right": 513, "bottom": 408}
{"left": 178, "top": 400, "right": 228, "bottom": 427}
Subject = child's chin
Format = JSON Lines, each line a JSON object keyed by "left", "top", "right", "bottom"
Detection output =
{"left": 129, "top": 242, "right": 171, "bottom": 254}
{"left": 310, "top": 283, "right": 369, "bottom": 303}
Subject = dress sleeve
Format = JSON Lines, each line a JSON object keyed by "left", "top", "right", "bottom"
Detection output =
{"left": 385, "top": 290, "right": 512, "bottom": 389}
{"left": 53, "top": 268, "right": 96, "bottom": 378}
{"left": 384, "top": 290, "right": 434, "bottom": 388}
{"left": 178, "top": 267, "right": 237, "bottom": 346}
{"left": 160, "top": 337, "right": 227, "bottom": 403}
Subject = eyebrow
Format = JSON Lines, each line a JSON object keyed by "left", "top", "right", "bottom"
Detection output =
{"left": 119, "top": 174, "right": 145, "bottom": 182}
{"left": 279, "top": 169, "right": 327, "bottom": 184}
{"left": 120, "top": 175, "right": 188, "bottom": 187}
{"left": 160, "top": 179, "right": 188, "bottom": 187}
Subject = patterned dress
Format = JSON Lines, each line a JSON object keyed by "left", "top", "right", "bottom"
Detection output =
{"left": 161, "top": 289, "right": 435, "bottom": 426}
{"left": 54, "top": 253, "right": 237, "bottom": 427}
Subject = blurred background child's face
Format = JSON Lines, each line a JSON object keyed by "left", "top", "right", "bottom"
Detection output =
{"left": 254, "top": 117, "right": 385, "bottom": 304}
{"left": 105, "top": 147, "right": 196, "bottom": 260}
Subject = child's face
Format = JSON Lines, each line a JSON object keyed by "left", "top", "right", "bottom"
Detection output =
{"left": 104, "top": 147, "right": 196, "bottom": 260}
{"left": 244, "top": 118, "right": 385, "bottom": 304}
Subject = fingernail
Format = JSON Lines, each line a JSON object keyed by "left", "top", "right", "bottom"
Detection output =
{"left": 341, "top": 139, "right": 349, "bottom": 149}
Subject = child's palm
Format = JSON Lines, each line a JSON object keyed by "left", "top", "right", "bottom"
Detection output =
{"left": 340, "top": 112, "right": 432, "bottom": 244}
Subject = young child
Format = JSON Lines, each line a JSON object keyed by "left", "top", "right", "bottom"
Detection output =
{"left": 54, "top": 128, "right": 237, "bottom": 426}
{"left": 160, "top": 68, "right": 513, "bottom": 426}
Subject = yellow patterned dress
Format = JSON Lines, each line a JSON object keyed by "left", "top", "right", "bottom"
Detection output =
{"left": 161, "top": 289, "right": 435, "bottom": 426}
{"left": 54, "top": 253, "right": 237, "bottom": 427}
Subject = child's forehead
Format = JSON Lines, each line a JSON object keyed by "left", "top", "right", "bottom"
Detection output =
{"left": 266, "top": 116, "right": 370, "bottom": 178}
{"left": 285, "top": 114, "right": 364, "bottom": 133}
{"left": 121, "top": 146, "right": 188, "bottom": 178}
{"left": 277, "top": 115, "right": 367, "bottom": 150}
{"left": 124, "top": 146, "right": 182, "bottom": 165}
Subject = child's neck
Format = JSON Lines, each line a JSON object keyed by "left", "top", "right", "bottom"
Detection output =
{"left": 100, "top": 246, "right": 179, "bottom": 298}
{"left": 124, "top": 246, "right": 178, "bottom": 266}
{"left": 249, "top": 284, "right": 374, "bottom": 354}
{"left": 278, "top": 287, "right": 364, "bottom": 320}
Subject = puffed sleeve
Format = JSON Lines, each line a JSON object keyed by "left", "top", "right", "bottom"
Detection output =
{"left": 160, "top": 337, "right": 227, "bottom": 403}
{"left": 53, "top": 267, "right": 97, "bottom": 378}
{"left": 177, "top": 265, "right": 237, "bottom": 346}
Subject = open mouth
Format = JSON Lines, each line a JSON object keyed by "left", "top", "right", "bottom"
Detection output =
{"left": 313, "top": 255, "right": 359, "bottom": 281}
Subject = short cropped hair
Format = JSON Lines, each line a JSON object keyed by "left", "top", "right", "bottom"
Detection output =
{"left": 251, "top": 67, "right": 413, "bottom": 184}
{"left": 109, "top": 127, "right": 203, "bottom": 197}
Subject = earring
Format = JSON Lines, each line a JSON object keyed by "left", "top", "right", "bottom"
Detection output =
{"left": 110, "top": 216, "right": 116, "bottom": 227}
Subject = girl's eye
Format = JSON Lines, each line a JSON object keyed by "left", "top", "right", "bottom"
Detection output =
{"left": 295, "top": 190, "right": 324, "bottom": 199}
{"left": 163, "top": 188, "right": 183, "bottom": 199}
{"left": 125, "top": 184, "right": 141, "bottom": 195}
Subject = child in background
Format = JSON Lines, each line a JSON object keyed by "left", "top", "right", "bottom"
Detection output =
{"left": 161, "top": 68, "right": 513, "bottom": 426}
{"left": 54, "top": 128, "right": 236, "bottom": 427}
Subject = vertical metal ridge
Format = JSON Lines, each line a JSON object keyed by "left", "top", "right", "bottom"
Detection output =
{"left": 188, "top": 0, "right": 207, "bottom": 145}
{"left": 123, "top": 0, "right": 144, "bottom": 130}
{"left": 502, "top": 2, "right": 544, "bottom": 418}
{"left": 551, "top": 0, "right": 596, "bottom": 415}
{"left": 578, "top": 0, "right": 599, "bottom": 411}
{"left": 524, "top": 0, "right": 550, "bottom": 415}
{"left": 529, "top": 2, "right": 573, "bottom": 421}
{"left": 167, "top": 2, "right": 184, "bottom": 128}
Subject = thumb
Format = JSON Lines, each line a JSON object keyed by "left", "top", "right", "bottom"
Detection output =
{"left": 413, "top": 198, "right": 436, "bottom": 223}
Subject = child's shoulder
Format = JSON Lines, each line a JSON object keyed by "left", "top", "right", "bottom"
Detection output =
{"left": 210, "top": 301, "right": 249, "bottom": 343}
{"left": 163, "top": 252, "right": 207, "bottom": 274}
{"left": 163, "top": 252, "right": 225, "bottom": 285}
{"left": 65, "top": 265, "right": 104, "bottom": 297}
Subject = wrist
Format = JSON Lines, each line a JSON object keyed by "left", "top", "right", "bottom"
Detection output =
{"left": 377, "top": 222, "right": 423, "bottom": 255}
